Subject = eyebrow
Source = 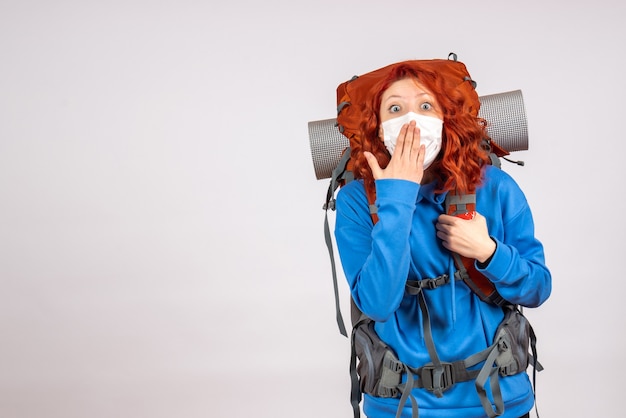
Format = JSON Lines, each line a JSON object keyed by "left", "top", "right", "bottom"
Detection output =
{"left": 382, "top": 92, "right": 431, "bottom": 102}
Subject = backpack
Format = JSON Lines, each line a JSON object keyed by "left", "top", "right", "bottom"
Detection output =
{"left": 308, "top": 54, "right": 542, "bottom": 418}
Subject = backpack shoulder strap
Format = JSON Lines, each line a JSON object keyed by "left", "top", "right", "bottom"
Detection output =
{"left": 445, "top": 191, "right": 508, "bottom": 307}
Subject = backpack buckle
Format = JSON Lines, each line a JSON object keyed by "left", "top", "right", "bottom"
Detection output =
{"left": 419, "top": 362, "right": 454, "bottom": 396}
{"left": 323, "top": 199, "right": 336, "bottom": 211}
{"left": 426, "top": 274, "right": 449, "bottom": 289}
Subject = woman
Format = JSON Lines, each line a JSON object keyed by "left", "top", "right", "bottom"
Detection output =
{"left": 334, "top": 58, "right": 551, "bottom": 417}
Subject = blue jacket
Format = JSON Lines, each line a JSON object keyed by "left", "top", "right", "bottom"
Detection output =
{"left": 334, "top": 165, "right": 552, "bottom": 418}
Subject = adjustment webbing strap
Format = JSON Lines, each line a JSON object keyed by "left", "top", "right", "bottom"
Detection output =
{"left": 323, "top": 149, "right": 353, "bottom": 337}
{"left": 475, "top": 346, "right": 505, "bottom": 417}
{"left": 324, "top": 210, "right": 347, "bottom": 337}
{"left": 416, "top": 291, "right": 446, "bottom": 397}
{"left": 395, "top": 371, "right": 418, "bottom": 418}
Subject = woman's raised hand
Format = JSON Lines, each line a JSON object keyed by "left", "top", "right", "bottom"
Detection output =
{"left": 364, "top": 120, "right": 425, "bottom": 184}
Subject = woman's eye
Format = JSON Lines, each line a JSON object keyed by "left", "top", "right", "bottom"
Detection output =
{"left": 420, "top": 102, "right": 433, "bottom": 111}
{"left": 389, "top": 105, "right": 401, "bottom": 113}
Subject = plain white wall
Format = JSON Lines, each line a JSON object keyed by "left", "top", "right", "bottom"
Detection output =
{"left": 1, "top": 0, "right": 624, "bottom": 417}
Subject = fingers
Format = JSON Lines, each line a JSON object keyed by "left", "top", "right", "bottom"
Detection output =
{"left": 435, "top": 215, "right": 454, "bottom": 244}
{"left": 374, "top": 120, "right": 425, "bottom": 183}
{"left": 436, "top": 212, "right": 494, "bottom": 262}
{"left": 437, "top": 214, "right": 456, "bottom": 226}
{"left": 436, "top": 216, "right": 464, "bottom": 254}
{"left": 436, "top": 214, "right": 476, "bottom": 236}
{"left": 408, "top": 123, "right": 424, "bottom": 163}
{"left": 395, "top": 120, "right": 421, "bottom": 160}
{"left": 364, "top": 151, "right": 382, "bottom": 179}
{"left": 387, "top": 121, "right": 425, "bottom": 183}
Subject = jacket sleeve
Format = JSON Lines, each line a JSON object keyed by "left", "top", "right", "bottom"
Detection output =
{"left": 334, "top": 179, "right": 419, "bottom": 322}
{"left": 476, "top": 172, "right": 552, "bottom": 307}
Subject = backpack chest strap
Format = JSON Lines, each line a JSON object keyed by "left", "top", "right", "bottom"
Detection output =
{"left": 405, "top": 271, "right": 463, "bottom": 294}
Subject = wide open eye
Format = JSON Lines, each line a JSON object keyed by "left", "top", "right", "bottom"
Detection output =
{"left": 389, "top": 104, "right": 401, "bottom": 113}
{"left": 420, "top": 102, "right": 433, "bottom": 111}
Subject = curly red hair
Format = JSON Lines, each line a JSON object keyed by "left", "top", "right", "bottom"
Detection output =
{"left": 349, "top": 63, "right": 490, "bottom": 197}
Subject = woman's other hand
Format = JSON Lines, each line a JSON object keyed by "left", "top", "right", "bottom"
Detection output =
{"left": 436, "top": 212, "right": 496, "bottom": 263}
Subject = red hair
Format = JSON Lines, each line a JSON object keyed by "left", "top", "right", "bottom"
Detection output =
{"left": 348, "top": 63, "right": 490, "bottom": 197}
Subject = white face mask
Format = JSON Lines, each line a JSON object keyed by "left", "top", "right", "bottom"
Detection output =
{"left": 381, "top": 112, "right": 443, "bottom": 169}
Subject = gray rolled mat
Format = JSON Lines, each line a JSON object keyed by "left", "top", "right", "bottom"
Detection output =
{"left": 308, "top": 89, "right": 528, "bottom": 180}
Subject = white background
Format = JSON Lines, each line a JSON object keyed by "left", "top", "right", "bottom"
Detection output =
{"left": 1, "top": 1, "right": 624, "bottom": 417}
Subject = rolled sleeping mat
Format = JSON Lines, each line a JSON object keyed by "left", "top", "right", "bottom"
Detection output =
{"left": 308, "top": 89, "right": 528, "bottom": 180}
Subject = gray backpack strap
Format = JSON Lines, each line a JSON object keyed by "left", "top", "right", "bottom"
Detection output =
{"left": 395, "top": 372, "right": 418, "bottom": 418}
{"left": 416, "top": 290, "right": 447, "bottom": 397}
{"left": 323, "top": 148, "right": 353, "bottom": 337}
{"left": 475, "top": 344, "right": 505, "bottom": 417}
{"left": 445, "top": 192, "right": 476, "bottom": 215}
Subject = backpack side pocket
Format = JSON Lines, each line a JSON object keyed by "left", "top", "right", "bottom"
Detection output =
{"left": 353, "top": 320, "right": 402, "bottom": 398}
